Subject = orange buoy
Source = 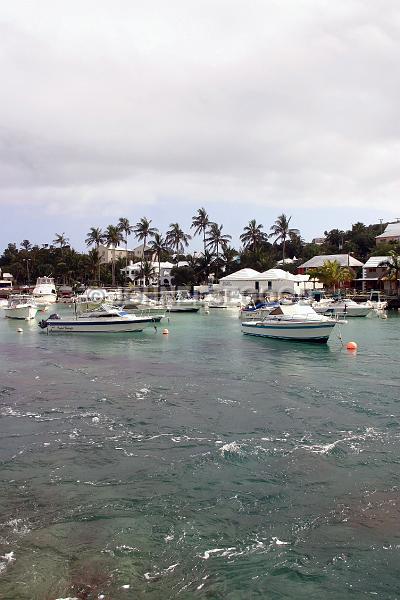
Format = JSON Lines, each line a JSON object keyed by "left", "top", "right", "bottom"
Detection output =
{"left": 346, "top": 341, "right": 358, "bottom": 351}
{"left": 162, "top": 328, "right": 169, "bottom": 335}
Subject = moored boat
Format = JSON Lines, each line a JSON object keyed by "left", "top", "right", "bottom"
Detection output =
{"left": 312, "top": 298, "right": 372, "bottom": 317}
{"left": 3, "top": 294, "right": 39, "bottom": 320}
{"left": 241, "top": 304, "right": 340, "bottom": 343}
{"left": 33, "top": 277, "right": 57, "bottom": 305}
{"left": 38, "top": 304, "right": 162, "bottom": 333}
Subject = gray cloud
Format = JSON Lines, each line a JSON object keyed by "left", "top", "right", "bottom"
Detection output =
{"left": 1, "top": 0, "right": 400, "bottom": 225}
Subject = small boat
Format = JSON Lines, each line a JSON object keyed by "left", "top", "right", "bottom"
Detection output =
{"left": 240, "top": 301, "right": 280, "bottom": 320}
{"left": 38, "top": 304, "right": 162, "bottom": 333}
{"left": 3, "top": 294, "right": 39, "bottom": 320}
{"left": 366, "top": 291, "right": 387, "bottom": 311}
{"left": 313, "top": 298, "right": 372, "bottom": 317}
{"left": 241, "top": 304, "right": 340, "bottom": 343}
{"left": 33, "top": 277, "right": 57, "bottom": 305}
{"left": 163, "top": 293, "right": 200, "bottom": 313}
{"left": 203, "top": 292, "right": 244, "bottom": 310}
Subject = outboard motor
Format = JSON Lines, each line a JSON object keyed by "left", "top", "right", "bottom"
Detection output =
{"left": 48, "top": 313, "right": 60, "bottom": 320}
{"left": 38, "top": 313, "right": 60, "bottom": 329}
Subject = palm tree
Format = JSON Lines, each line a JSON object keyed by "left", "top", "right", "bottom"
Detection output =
{"left": 134, "top": 217, "right": 158, "bottom": 271}
{"left": 240, "top": 220, "right": 266, "bottom": 254}
{"left": 310, "top": 260, "right": 354, "bottom": 292}
{"left": 140, "top": 259, "right": 157, "bottom": 287}
{"left": 222, "top": 245, "right": 238, "bottom": 275}
{"left": 85, "top": 227, "right": 105, "bottom": 283}
{"left": 205, "top": 223, "right": 232, "bottom": 281}
{"left": 20, "top": 239, "right": 32, "bottom": 251}
{"left": 270, "top": 214, "right": 299, "bottom": 263}
{"left": 118, "top": 218, "right": 134, "bottom": 282}
{"left": 191, "top": 207, "right": 210, "bottom": 254}
{"left": 87, "top": 248, "right": 101, "bottom": 282}
{"left": 148, "top": 232, "right": 168, "bottom": 292}
{"left": 166, "top": 223, "right": 192, "bottom": 264}
{"left": 104, "top": 225, "right": 124, "bottom": 286}
{"left": 53, "top": 233, "right": 69, "bottom": 252}
{"left": 379, "top": 250, "right": 400, "bottom": 295}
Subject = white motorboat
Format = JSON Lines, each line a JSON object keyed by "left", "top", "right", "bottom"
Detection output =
{"left": 366, "top": 291, "right": 387, "bottom": 311}
{"left": 312, "top": 298, "right": 372, "bottom": 317}
{"left": 3, "top": 294, "right": 39, "bottom": 320}
{"left": 162, "top": 293, "right": 200, "bottom": 313}
{"left": 33, "top": 277, "right": 57, "bottom": 305}
{"left": 38, "top": 304, "right": 163, "bottom": 333}
{"left": 203, "top": 292, "right": 244, "bottom": 310}
{"left": 241, "top": 304, "right": 340, "bottom": 343}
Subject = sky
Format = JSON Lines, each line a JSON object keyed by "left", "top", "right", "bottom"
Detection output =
{"left": 1, "top": 0, "right": 400, "bottom": 251}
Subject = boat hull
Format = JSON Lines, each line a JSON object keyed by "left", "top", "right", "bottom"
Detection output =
{"left": 241, "top": 320, "right": 336, "bottom": 343}
{"left": 168, "top": 306, "right": 200, "bottom": 313}
{"left": 4, "top": 305, "right": 38, "bottom": 320}
{"left": 44, "top": 316, "right": 161, "bottom": 333}
{"left": 33, "top": 293, "right": 57, "bottom": 305}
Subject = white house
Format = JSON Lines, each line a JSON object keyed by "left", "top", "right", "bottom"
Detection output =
{"left": 218, "top": 267, "right": 321, "bottom": 298}
{"left": 120, "top": 260, "right": 188, "bottom": 287}
{"left": 0, "top": 268, "right": 13, "bottom": 292}
{"left": 375, "top": 222, "right": 400, "bottom": 245}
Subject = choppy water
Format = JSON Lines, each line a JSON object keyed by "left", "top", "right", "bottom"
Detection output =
{"left": 0, "top": 306, "right": 399, "bottom": 599}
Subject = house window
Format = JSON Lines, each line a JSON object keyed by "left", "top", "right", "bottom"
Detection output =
{"left": 368, "top": 268, "right": 377, "bottom": 273}
{"left": 267, "top": 281, "right": 272, "bottom": 290}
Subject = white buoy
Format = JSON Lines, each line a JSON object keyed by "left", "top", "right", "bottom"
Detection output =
{"left": 163, "top": 328, "right": 169, "bottom": 335}
{"left": 17, "top": 328, "right": 23, "bottom": 333}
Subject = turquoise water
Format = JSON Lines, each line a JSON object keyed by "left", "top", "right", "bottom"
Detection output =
{"left": 0, "top": 307, "right": 399, "bottom": 599}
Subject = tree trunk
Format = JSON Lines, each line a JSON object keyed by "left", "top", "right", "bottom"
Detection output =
{"left": 158, "top": 255, "right": 161, "bottom": 296}
{"left": 112, "top": 249, "right": 116, "bottom": 286}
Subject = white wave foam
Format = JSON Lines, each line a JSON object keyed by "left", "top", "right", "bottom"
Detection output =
{"left": 144, "top": 562, "right": 179, "bottom": 581}
{"left": 0, "top": 551, "right": 16, "bottom": 574}
{"left": 219, "top": 441, "right": 243, "bottom": 456}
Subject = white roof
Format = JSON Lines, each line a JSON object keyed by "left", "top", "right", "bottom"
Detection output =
{"left": 276, "top": 256, "right": 297, "bottom": 265}
{"left": 219, "top": 268, "right": 261, "bottom": 281}
{"left": 120, "top": 260, "right": 186, "bottom": 273}
{"left": 376, "top": 222, "right": 400, "bottom": 239}
{"left": 363, "top": 256, "right": 390, "bottom": 267}
{"left": 299, "top": 254, "right": 364, "bottom": 269}
{"left": 259, "top": 268, "right": 298, "bottom": 281}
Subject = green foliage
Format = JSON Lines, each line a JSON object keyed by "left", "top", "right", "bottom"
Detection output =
{"left": 170, "top": 265, "right": 196, "bottom": 288}
{"left": 309, "top": 260, "right": 355, "bottom": 290}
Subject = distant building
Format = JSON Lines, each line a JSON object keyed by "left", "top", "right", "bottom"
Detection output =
{"left": 298, "top": 254, "right": 364, "bottom": 273}
{"left": 312, "top": 236, "right": 326, "bottom": 245}
{"left": 218, "top": 267, "right": 321, "bottom": 297}
{"left": 361, "top": 256, "right": 398, "bottom": 293}
{"left": 375, "top": 222, "right": 400, "bottom": 245}
{"left": 0, "top": 268, "right": 13, "bottom": 293}
{"left": 98, "top": 244, "right": 155, "bottom": 265}
{"left": 120, "top": 260, "right": 188, "bottom": 287}
{"left": 276, "top": 256, "right": 297, "bottom": 266}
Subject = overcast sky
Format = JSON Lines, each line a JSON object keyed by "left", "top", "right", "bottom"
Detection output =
{"left": 1, "top": 0, "right": 400, "bottom": 250}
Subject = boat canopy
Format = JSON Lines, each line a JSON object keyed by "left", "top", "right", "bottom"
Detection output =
{"left": 270, "top": 304, "right": 318, "bottom": 317}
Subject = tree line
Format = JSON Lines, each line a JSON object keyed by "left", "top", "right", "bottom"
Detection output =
{"left": 1, "top": 211, "right": 399, "bottom": 289}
